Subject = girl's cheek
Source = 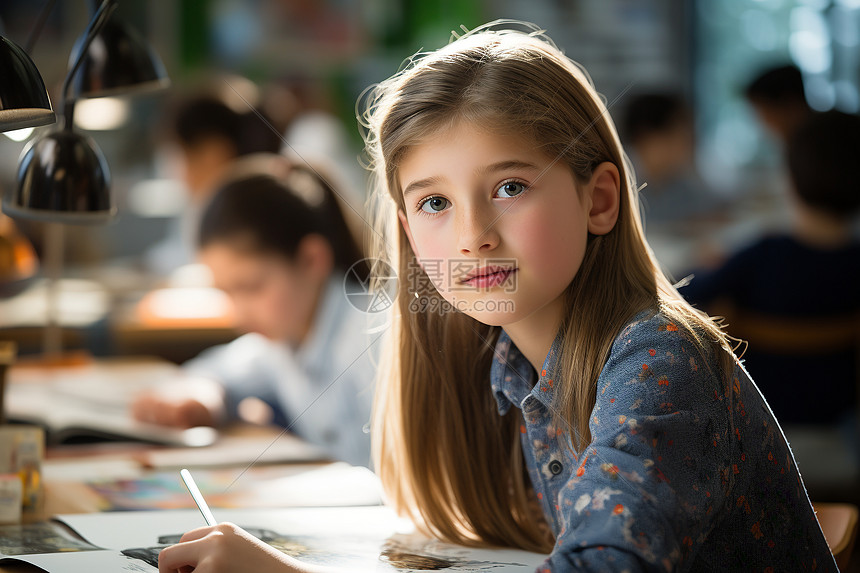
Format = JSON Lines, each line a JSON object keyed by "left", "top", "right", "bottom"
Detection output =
{"left": 523, "top": 217, "right": 587, "bottom": 284}
{"left": 412, "top": 225, "right": 453, "bottom": 260}
{"left": 413, "top": 231, "right": 457, "bottom": 291}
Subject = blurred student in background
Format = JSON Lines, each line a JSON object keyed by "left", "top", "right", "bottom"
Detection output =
{"left": 145, "top": 88, "right": 282, "bottom": 276}
{"left": 133, "top": 155, "right": 376, "bottom": 467}
{"left": 264, "top": 73, "right": 367, "bottom": 224}
{"left": 744, "top": 64, "right": 813, "bottom": 145}
{"left": 682, "top": 111, "right": 860, "bottom": 479}
{"left": 621, "top": 92, "right": 722, "bottom": 227}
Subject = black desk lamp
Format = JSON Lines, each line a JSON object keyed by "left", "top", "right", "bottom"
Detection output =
{"left": 69, "top": 15, "right": 170, "bottom": 99}
{"left": 2, "top": 0, "right": 170, "bottom": 224}
{"left": 1, "top": 0, "right": 171, "bottom": 357}
{"left": 0, "top": 35, "right": 55, "bottom": 133}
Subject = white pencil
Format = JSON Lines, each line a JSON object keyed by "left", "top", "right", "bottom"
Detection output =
{"left": 180, "top": 468, "right": 217, "bottom": 526}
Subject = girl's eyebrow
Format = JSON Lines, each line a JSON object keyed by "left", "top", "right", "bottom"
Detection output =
{"left": 475, "top": 159, "right": 540, "bottom": 176}
{"left": 402, "top": 175, "right": 445, "bottom": 199}
{"left": 402, "top": 160, "right": 539, "bottom": 199}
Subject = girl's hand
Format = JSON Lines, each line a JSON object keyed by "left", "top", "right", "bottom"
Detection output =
{"left": 132, "top": 392, "right": 214, "bottom": 428}
{"left": 158, "top": 523, "right": 333, "bottom": 573}
{"left": 131, "top": 377, "right": 225, "bottom": 428}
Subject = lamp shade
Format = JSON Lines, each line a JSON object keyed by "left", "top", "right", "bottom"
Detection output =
{"left": 68, "top": 18, "right": 170, "bottom": 98}
{"left": 2, "top": 130, "right": 114, "bottom": 223}
{"left": 0, "top": 36, "right": 55, "bottom": 132}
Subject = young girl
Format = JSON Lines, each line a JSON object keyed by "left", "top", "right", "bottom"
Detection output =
{"left": 157, "top": 23, "right": 838, "bottom": 573}
{"left": 133, "top": 154, "right": 376, "bottom": 468}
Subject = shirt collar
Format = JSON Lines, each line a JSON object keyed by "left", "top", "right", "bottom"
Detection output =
{"left": 490, "top": 329, "right": 563, "bottom": 414}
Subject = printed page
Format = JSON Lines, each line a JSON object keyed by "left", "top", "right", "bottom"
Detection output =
{"left": 0, "top": 521, "right": 156, "bottom": 573}
{"left": 2, "top": 550, "right": 157, "bottom": 573}
{"left": 58, "top": 506, "right": 549, "bottom": 572}
{"left": 5, "top": 361, "right": 217, "bottom": 447}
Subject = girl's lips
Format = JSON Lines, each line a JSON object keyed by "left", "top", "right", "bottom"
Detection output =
{"left": 462, "top": 268, "right": 516, "bottom": 288}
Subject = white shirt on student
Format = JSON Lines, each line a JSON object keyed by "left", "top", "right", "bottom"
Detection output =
{"left": 183, "top": 276, "right": 378, "bottom": 467}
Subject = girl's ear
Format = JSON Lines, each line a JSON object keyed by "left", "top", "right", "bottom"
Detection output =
{"left": 296, "top": 233, "right": 334, "bottom": 283}
{"left": 398, "top": 210, "right": 421, "bottom": 258}
{"left": 586, "top": 162, "right": 621, "bottom": 236}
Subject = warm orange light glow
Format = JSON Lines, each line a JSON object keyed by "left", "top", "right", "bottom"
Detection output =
{"left": 135, "top": 287, "right": 236, "bottom": 329}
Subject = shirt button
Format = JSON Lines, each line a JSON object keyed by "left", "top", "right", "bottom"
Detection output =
{"left": 548, "top": 460, "right": 563, "bottom": 475}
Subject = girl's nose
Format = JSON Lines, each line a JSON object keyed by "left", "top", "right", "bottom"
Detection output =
{"left": 457, "top": 207, "right": 500, "bottom": 255}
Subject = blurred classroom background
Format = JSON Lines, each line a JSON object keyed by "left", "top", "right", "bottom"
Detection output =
{"left": 1, "top": 0, "right": 859, "bottom": 503}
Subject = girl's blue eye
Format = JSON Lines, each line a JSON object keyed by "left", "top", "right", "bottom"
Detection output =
{"left": 496, "top": 181, "right": 526, "bottom": 198}
{"left": 420, "top": 196, "right": 449, "bottom": 214}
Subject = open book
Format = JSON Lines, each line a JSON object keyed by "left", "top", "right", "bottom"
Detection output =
{"left": 4, "top": 360, "right": 218, "bottom": 447}
{"left": 0, "top": 506, "right": 548, "bottom": 572}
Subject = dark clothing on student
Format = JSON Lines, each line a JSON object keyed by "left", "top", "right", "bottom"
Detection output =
{"left": 681, "top": 234, "right": 860, "bottom": 425}
{"left": 491, "top": 310, "right": 837, "bottom": 572}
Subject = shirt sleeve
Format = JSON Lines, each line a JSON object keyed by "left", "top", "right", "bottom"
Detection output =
{"left": 183, "top": 333, "right": 286, "bottom": 422}
{"left": 183, "top": 327, "right": 376, "bottom": 467}
{"left": 263, "top": 340, "right": 376, "bottom": 468}
{"left": 541, "top": 317, "right": 735, "bottom": 572}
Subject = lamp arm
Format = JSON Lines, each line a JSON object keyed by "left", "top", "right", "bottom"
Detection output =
{"left": 24, "top": 0, "right": 58, "bottom": 54}
{"left": 59, "top": 0, "right": 118, "bottom": 128}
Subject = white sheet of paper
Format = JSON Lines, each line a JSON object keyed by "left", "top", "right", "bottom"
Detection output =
{"left": 57, "top": 506, "right": 548, "bottom": 572}
{"left": 2, "top": 550, "right": 157, "bottom": 573}
{"left": 6, "top": 361, "right": 218, "bottom": 447}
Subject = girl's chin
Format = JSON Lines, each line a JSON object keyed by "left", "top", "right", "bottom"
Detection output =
{"left": 451, "top": 308, "right": 521, "bottom": 327}
{"left": 473, "top": 313, "right": 521, "bottom": 327}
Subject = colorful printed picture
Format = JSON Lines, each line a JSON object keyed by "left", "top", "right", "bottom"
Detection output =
{"left": 0, "top": 522, "right": 102, "bottom": 556}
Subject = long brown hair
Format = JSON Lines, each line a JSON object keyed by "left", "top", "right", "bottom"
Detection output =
{"left": 360, "top": 22, "right": 734, "bottom": 553}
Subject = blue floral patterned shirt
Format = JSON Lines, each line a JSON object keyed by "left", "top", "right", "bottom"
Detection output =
{"left": 490, "top": 310, "right": 837, "bottom": 572}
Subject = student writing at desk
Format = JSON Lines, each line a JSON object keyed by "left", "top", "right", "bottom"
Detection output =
{"left": 133, "top": 156, "right": 376, "bottom": 468}
{"left": 156, "top": 23, "right": 837, "bottom": 573}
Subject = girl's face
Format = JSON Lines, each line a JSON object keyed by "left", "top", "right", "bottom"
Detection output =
{"left": 200, "top": 243, "right": 316, "bottom": 343}
{"left": 397, "top": 120, "right": 618, "bottom": 333}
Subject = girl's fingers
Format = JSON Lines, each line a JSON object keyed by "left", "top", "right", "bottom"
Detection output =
{"left": 159, "top": 523, "right": 304, "bottom": 573}
{"left": 159, "top": 525, "right": 224, "bottom": 572}
{"left": 130, "top": 393, "right": 158, "bottom": 422}
{"left": 179, "top": 524, "right": 218, "bottom": 543}
{"left": 158, "top": 537, "right": 204, "bottom": 573}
